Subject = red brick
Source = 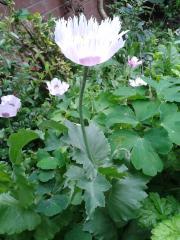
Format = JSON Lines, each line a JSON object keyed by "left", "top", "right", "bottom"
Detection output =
{"left": 44, "top": 4, "right": 70, "bottom": 18}
{"left": 27, "top": 1, "right": 46, "bottom": 14}
{"left": 15, "top": 0, "right": 42, "bottom": 9}
{"left": 83, "top": 0, "right": 101, "bottom": 20}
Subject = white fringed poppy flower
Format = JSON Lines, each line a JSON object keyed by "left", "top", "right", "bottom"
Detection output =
{"left": 46, "top": 78, "right": 69, "bottom": 96}
{"left": 1, "top": 95, "right": 21, "bottom": 110}
{"left": 0, "top": 104, "right": 18, "bottom": 118}
{"left": 128, "top": 56, "right": 142, "bottom": 68}
{"left": 129, "top": 77, "right": 147, "bottom": 87}
{"left": 54, "top": 14, "right": 128, "bottom": 66}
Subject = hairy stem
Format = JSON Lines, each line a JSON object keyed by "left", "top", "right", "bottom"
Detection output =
{"left": 79, "top": 67, "right": 93, "bottom": 162}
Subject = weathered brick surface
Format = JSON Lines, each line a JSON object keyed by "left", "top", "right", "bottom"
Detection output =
{"left": 0, "top": 4, "right": 9, "bottom": 18}
{"left": 0, "top": 0, "right": 110, "bottom": 19}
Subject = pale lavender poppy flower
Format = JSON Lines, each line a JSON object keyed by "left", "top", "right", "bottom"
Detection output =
{"left": 129, "top": 77, "right": 147, "bottom": 87}
{"left": 1, "top": 95, "right": 21, "bottom": 110}
{"left": 46, "top": 78, "right": 69, "bottom": 96}
{"left": 0, "top": 104, "right": 18, "bottom": 118}
{"left": 54, "top": 14, "right": 128, "bottom": 66}
{"left": 128, "top": 56, "right": 142, "bottom": 68}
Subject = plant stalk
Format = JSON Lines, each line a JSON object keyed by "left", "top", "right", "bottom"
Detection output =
{"left": 79, "top": 67, "right": 93, "bottom": 162}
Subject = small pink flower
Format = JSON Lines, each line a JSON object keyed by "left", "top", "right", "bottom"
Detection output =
{"left": 128, "top": 56, "right": 142, "bottom": 68}
{"left": 1, "top": 95, "right": 21, "bottom": 110}
{"left": 0, "top": 104, "right": 18, "bottom": 118}
{"left": 46, "top": 78, "right": 69, "bottom": 96}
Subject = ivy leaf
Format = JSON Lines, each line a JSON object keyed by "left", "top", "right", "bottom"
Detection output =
{"left": 105, "top": 105, "right": 138, "bottom": 127}
{"left": 138, "top": 193, "right": 180, "bottom": 229}
{"left": 0, "top": 193, "right": 40, "bottom": 235}
{"left": 107, "top": 174, "right": 147, "bottom": 223}
{"left": 151, "top": 214, "right": 180, "bottom": 240}
{"left": 84, "top": 208, "right": 118, "bottom": 240}
{"left": 8, "top": 129, "right": 39, "bottom": 164}
{"left": 77, "top": 174, "right": 111, "bottom": 217}
{"left": 65, "top": 224, "right": 92, "bottom": 240}
{"left": 132, "top": 100, "right": 160, "bottom": 121}
{"left": 36, "top": 194, "right": 69, "bottom": 217}
{"left": 144, "top": 128, "right": 173, "bottom": 154}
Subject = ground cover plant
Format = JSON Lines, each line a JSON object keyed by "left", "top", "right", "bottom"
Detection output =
{"left": 0, "top": 1, "right": 180, "bottom": 239}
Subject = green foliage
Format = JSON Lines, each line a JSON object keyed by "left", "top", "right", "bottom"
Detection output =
{"left": 132, "top": 100, "right": 160, "bottom": 122}
{"left": 161, "top": 109, "right": 180, "bottom": 145}
{"left": 105, "top": 105, "right": 138, "bottom": 127}
{"left": 0, "top": 0, "right": 179, "bottom": 239}
{"left": 36, "top": 194, "right": 69, "bottom": 217}
{"left": 131, "top": 136, "right": 163, "bottom": 176}
{"left": 107, "top": 174, "right": 147, "bottom": 223}
{"left": 151, "top": 215, "right": 180, "bottom": 240}
{"left": 84, "top": 208, "right": 118, "bottom": 240}
{"left": 110, "top": 129, "right": 164, "bottom": 176}
{"left": 0, "top": 193, "right": 41, "bottom": 235}
{"left": 138, "top": 193, "right": 180, "bottom": 229}
{"left": 64, "top": 224, "right": 92, "bottom": 240}
{"left": 36, "top": 149, "right": 59, "bottom": 170}
{"left": 0, "top": 5, "right": 72, "bottom": 162}
{"left": 64, "top": 121, "right": 111, "bottom": 167}
{"left": 146, "top": 77, "right": 180, "bottom": 102}
{"left": 77, "top": 174, "right": 111, "bottom": 217}
{"left": 8, "top": 129, "right": 39, "bottom": 164}
{"left": 34, "top": 217, "right": 60, "bottom": 240}
{"left": 0, "top": 162, "right": 11, "bottom": 193}
{"left": 144, "top": 128, "right": 173, "bottom": 155}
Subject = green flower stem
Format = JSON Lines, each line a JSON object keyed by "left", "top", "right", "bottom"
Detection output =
{"left": 79, "top": 66, "right": 93, "bottom": 162}
{"left": 7, "top": 118, "right": 13, "bottom": 134}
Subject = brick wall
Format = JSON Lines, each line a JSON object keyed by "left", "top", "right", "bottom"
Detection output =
{"left": 0, "top": 0, "right": 110, "bottom": 20}
{"left": 14, "top": 0, "right": 68, "bottom": 18}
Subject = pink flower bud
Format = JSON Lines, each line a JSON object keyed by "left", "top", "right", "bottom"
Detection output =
{"left": 128, "top": 56, "right": 142, "bottom": 68}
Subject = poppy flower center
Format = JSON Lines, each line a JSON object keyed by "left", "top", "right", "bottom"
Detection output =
{"left": 2, "top": 112, "right": 10, "bottom": 118}
{"left": 79, "top": 56, "right": 101, "bottom": 66}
